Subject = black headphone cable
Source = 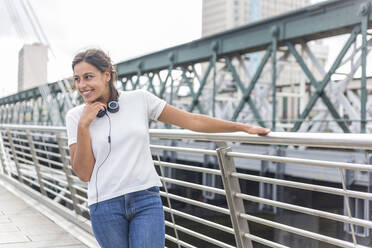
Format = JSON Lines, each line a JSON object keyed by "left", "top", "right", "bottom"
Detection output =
{"left": 94, "top": 112, "right": 112, "bottom": 211}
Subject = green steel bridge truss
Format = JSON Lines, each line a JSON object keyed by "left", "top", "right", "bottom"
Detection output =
{"left": 1, "top": 0, "right": 371, "bottom": 133}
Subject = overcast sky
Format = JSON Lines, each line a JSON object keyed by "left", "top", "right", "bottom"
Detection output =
{"left": 1, "top": 0, "right": 359, "bottom": 98}
{"left": 0, "top": 0, "right": 203, "bottom": 97}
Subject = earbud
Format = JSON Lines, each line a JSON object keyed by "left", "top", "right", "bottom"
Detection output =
{"left": 96, "top": 100, "right": 120, "bottom": 118}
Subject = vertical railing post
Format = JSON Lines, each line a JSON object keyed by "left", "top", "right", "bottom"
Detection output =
{"left": 6, "top": 128, "right": 23, "bottom": 183}
{"left": 211, "top": 41, "right": 218, "bottom": 118}
{"left": 271, "top": 25, "right": 278, "bottom": 131}
{"left": 0, "top": 131, "right": 9, "bottom": 175}
{"left": 216, "top": 143, "right": 253, "bottom": 248}
{"left": 275, "top": 146, "right": 286, "bottom": 215}
{"left": 359, "top": 2, "right": 370, "bottom": 133}
{"left": 157, "top": 155, "right": 181, "bottom": 248}
{"left": 26, "top": 129, "right": 47, "bottom": 196}
{"left": 56, "top": 132, "right": 81, "bottom": 215}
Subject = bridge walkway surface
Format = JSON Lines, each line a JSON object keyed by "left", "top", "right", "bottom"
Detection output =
{"left": 0, "top": 181, "right": 96, "bottom": 248}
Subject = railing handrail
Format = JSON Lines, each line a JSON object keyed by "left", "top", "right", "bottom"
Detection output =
{"left": 2, "top": 124, "right": 372, "bottom": 150}
{"left": 150, "top": 129, "right": 372, "bottom": 150}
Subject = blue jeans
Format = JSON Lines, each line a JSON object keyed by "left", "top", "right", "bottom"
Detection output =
{"left": 89, "top": 186, "right": 165, "bottom": 248}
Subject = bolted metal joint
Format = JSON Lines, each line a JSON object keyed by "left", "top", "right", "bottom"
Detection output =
{"left": 211, "top": 41, "right": 218, "bottom": 53}
{"left": 358, "top": 2, "right": 370, "bottom": 16}
{"left": 271, "top": 25, "right": 279, "bottom": 37}
{"left": 168, "top": 52, "right": 175, "bottom": 63}
{"left": 137, "top": 61, "right": 143, "bottom": 71}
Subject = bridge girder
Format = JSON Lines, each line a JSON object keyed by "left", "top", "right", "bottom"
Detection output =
{"left": 0, "top": 0, "right": 371, "bottom": 132}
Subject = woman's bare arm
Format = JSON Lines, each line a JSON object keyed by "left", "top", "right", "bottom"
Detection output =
{"left": 158, "top": 104, "right": 270, "bottom": 134}
{"left": 68, "top": 102, "right": 106, "bottom": 182}
{"left": 69, "top": 124, "right": 96, "bottom": 182}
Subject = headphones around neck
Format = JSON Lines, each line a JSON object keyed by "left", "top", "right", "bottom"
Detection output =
{"left": 96, "top": 100, "right": 120, "bottom": 118}
{"left": 95, "top": 97, "right": 119, "bottom": 209}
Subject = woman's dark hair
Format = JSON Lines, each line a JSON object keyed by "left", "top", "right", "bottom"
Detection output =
{"left": 72, "top": 48, "right": 118, "bottom": 101}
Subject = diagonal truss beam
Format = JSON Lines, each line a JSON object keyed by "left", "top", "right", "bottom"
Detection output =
{"left": 158, "top": 69, "right": 171, "bottom": 99}
{"left": 286, "top": 41, "right": 350, "bottom": 133}
{"left": 225, "top": 46, "right": 272, "bottom": 128}
{"left": 181, "top": 67, "right": 205, "bottom": 114}
{"left": 290, "top": 25, "right": 361, "bottom": 132}
{"left": 146, "top": 73, "right": 156, "bottom": 95}
{"left": 187, "top": 57, "right": 214, "bottom": 113}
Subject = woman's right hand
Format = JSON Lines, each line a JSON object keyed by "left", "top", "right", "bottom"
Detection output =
{"left": 78, "top": 102, "right": 106, "bottom": 128}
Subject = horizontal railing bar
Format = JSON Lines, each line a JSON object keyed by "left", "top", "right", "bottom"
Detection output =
{"left": 29, "top": 133, "right": 58, "bottom": 139}
{"left": 231, "top": 172, "right": 372, "bottom": 201}
{"left": 154, "top": 160, "right": 222, "bottom": 175}
{"left": 72, "top": 184, "right": 88, "bottom": 194}
{"left": 20, "top": 175, "right": 40, "bottom": 187}
{"left": 20, "top": 166, "right": 39, "bottom": 174}
{"left": 150, "top": 144, "right": 217, "bottom": 156}
{"left": 41, "top": 179, "right": 71, "bottom": 196}
{"left": 227, "top": 151, "right": 372, "bottom": 172}
{"left": 74, "top": 193, "right": 87, "bottom": 202}
{"left": 13, "top": 150, "right": 32, "bottom": 159}
{"left": 236, "top": 193, "right": 372, "bottom": 229}
{"left": 239, "top": 213, "right": 369, "bottom": 248}
{"left": 40, "top": 181, "right": 65, "bottom": 197}
{"left": 149, "top": 130, "right": 372, "bottom": 150}
{"left": 34, "top": 148, "right": 62, "bottom": 158}
{"left": 160, "top": 176, "right": 226, "bottom": 195}
{"left": 163, "top": 206, "right": 234, "bottom": 234}
{"left": 2, "top": 125, "right": 372, "bottom": 150}
{"left": 15, "top": 156, "right": 33, "bottom": 165}
{"left": 1, "top": 141, "right": 10, "bottom": 146}
{"left": 165, "top": 234, "right": 197, "bottom": 248}
{"left": 12, "top": 144, "right": 31, "bottom": 151}
{"left": 41, "top": 172, "right": 68, "bottom": 185}
{"left": 9, "top": 137, "right": 29, "bottom": 143}
{"left": 32, "top": 141, "right": 60, "bottom": 148}
{"left": 19, "top": 168, "right": 38, "bottom": 178}
{"left": 0, "top": 125, "right": 66, "bottom": 132}
{"left": 164, "top": 221, "right": 235, "bottom": 248}
{"left": 7, "top": 131, "right": 26, "bottom": 136}
{"left": 36, "top": 156, "right": 63, "bottom": 167}
{"left": 43, "top": 186, "right": 73, "bottom": 204}
{"left": 19, "top": 167, "right": 37, "bottom": 176}
{"left": 159, "top": 191, "right": 230, "bottom": 215}
{"left": 40, "top": 166, "right": 66, "bottom": 177}
{"left": 243, "top": 233, "right": 289, "bottom": 248}
{"left": 70, "top": 175, "right": 85, "bottom": 184}
{"left": 77, "top": 203, "right": 89, "bottom": 212}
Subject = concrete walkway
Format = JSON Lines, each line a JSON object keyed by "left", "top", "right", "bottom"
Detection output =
{"left": 0, "top": 185, "right": 89, "bottom": 248}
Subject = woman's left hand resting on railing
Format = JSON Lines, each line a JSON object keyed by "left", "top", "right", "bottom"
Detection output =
{"left": 158, "top": 104, "right": 271, "bottom": 135}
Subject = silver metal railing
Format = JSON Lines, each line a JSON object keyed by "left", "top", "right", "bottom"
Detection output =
{"left": 0, "top": 124, "right": 371, "bottom": 247}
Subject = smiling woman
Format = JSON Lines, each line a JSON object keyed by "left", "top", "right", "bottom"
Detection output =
{"left": 72, "top": 50, "right": 118, "bottom": 104}
{"left": 65, "top": 48, "right": 270, "bottom": 248}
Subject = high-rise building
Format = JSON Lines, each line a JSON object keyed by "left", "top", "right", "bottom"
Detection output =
{"left": 202, "top": 0, "right": 311, "bottom": 37}
{"left": 18, "top": 43, "right": 48, "bottom": 92}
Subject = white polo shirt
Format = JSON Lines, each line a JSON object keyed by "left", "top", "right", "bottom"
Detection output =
{"left": 65, "top": 89, "right": 166, "bottom": 206}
